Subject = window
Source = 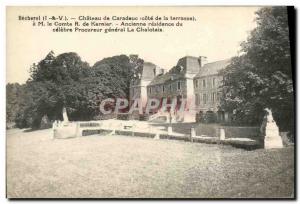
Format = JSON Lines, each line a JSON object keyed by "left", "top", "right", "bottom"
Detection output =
{"left": 212, "top": 92, "right": 216, "bottom": 103}
{"left": 149, "top": 87, "right": 152, "bottom": 94}
{"left": 217, "top": 93, "right": 221, "bottom": 101}
{"left": 200, "top": 94, "right": 202, "bottom": 103}
{"left": 194, "top": 80, "right": 198, "bottom": 88}
{"left": 177, "top": 81, "right": 181, "bottom": 90}
{"left": 203, "top": 93, "right": 207, "bottom": 104}
{"left": 162, "top": 85, "right": 165, "bottom": 93}
{"left": 202, "top": 79, "right": 206, "bottom": 88}
{"left": 212, "top": 78, "right": 216, "bottom": 87}
{"left": 197, "top": 94, "right": 201, "bottom": 105}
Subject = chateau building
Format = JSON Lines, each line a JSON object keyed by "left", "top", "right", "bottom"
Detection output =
{"left": 146, "top": 56, "right": 207, "bottom": 122}
{"left": 129, "top": 56, "right": 231, "bottom": 123}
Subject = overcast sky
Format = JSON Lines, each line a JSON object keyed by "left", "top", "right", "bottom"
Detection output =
{"left": 7, "top": 6, "right": 260, "bottom": 84}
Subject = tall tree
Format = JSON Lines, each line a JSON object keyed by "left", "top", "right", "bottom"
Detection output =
{"left": 15, "top": 51, "right": 92, "bottom": 128}
{"left": 13, "top": 52, "right": 144, "bottom": 128}
{"left": 6, "top": 83, "right": 26, "bottom": 124}
{"left": 88, "top": 55, "right": 143, "bottom": 115}
{"left": 92, "top": 55, "right": 136, "bottom": 99}
{"left": 220, "top": 7, "right": 294, "bottom": 135}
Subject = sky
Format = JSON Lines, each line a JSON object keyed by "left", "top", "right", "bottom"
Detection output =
{"left": 7, "top": 6, "right": 260, "bottom": 84}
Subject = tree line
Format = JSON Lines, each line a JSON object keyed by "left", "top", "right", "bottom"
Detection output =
{"left": 7, "top": 52, "right": 143, "bottom": 129}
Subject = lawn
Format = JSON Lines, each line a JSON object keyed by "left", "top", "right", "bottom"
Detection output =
{"left": 6, "top": 128, "right": 294, "bottom": 198}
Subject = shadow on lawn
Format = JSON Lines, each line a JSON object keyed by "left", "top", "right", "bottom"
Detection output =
{"left": 23, "top": 127, "right": 51, "bottom": 133}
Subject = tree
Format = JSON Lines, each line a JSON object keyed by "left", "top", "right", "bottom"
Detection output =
{"left": 29, "top": 51, "right": 90, "bottom": 84}
{"left": 92, "top": 55, "right": 136, "bottom": 98}
{"left": 6, "top": 83, "right": 26, "bottom": 124}
{"left": 87, "top": 55, "right": 144, "bottom": 116}
{"left": 220, "top": 7, "right": 294, "bottom": 136}
{"left": 14, "top": 51, "right": 92, "bottom": 128}
{"left": 12, "top": 52, "right": 144, "bottom": 128}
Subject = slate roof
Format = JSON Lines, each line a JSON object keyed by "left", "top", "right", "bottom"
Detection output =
{"left": 176, "top": 56, "right": 202, "bottom": 74}
{"left": 148, "top": 58, "right": 231, "bottom": 86}
{"left": 148, "top": 72, "right": 185, "bottom": 86}
{"left": 194, "top": 59, "right": 231, "bottom": 78}
{"left": 148, "top": 56, "right": 201, "bottom": 86}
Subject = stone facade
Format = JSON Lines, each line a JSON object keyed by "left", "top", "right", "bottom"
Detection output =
{"left": 129, "top": 56, "right": 231, "bottom": 123}
{"left": 146, "top": 56, "right": 207, "bottom": 122}
{"left": 193, "top": 59, "right": 231, "bottom": 122}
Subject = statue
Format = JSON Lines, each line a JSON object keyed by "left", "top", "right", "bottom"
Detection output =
{"left": 261, "top": 108, "right": 283, "bottom": 149}
{"left": 62, "top": 107, "right": 69, "bottom": 126}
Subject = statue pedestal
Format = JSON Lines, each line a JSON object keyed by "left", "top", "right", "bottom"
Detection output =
{"left": 264, "top": 121, "right": 283, "bottom": 149}
{"left": 63, "top": 121, "right": 69, "bottom": 127}
{"left": 167, "top": 126, "right": 172, "bottom": 135}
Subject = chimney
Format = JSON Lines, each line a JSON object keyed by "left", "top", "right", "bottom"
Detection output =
{"left": 158, "top": 68, "right": 165, "bottom": 75}
{"left": 198, "top": 56, "right": 207, "bottom": 67}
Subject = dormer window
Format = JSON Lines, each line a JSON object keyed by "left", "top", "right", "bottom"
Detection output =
{"left": 179, "top": 65, "right": 184, "bottom": 72}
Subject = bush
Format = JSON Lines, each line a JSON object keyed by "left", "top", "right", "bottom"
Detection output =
{"left": 204, "top": 111, "right": 217, "bottom": 123}
{"left": 117, "top": 114, "right": 129, "bottom": 120}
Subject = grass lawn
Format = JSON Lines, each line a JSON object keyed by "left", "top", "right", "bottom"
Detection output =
{"left": 6, "top": 128, "right": 294, "bottom": 198}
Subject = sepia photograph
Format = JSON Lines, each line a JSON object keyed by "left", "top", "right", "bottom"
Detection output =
{"left": 5, "top": 6, "right": 295, "bottom": 199}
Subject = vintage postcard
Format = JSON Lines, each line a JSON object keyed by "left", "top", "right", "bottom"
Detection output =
{"left": 6, "top": 6, "right": 295, "bottom": 199}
